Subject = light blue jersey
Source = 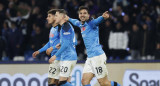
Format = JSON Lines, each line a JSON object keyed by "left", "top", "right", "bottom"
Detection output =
{"left": 69, "top": 16, "right": 105, "bottom": 58}
{"left": 55, "top": 22, "right": 77, "bottom": 61}
{"left": 38, "top": 26, "right": 61, "bottom": 60}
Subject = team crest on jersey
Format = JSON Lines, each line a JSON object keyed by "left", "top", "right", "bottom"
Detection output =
{"left": 49, "top": 33, "right": 54, "bottom": 38}
{"left": 81, "top": 27, "right": 86, "bottom": 32}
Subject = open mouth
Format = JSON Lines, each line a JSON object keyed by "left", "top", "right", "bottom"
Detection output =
{"left": 81, "top": 17, "right": 85, "bottom": 20}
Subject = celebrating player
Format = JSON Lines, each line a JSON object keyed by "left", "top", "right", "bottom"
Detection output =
{"left": 65, "top": 6, "right": 121, "bottom": 86}
{"left": 49, "top": 9, "right": 77, "bottom": 86}
{"left": 32, "top": 9, "right": 61, "bottom": 86}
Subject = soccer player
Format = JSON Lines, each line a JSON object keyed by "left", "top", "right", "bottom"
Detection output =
{"left": 65, "top": 6, "right": 121, "bottom": 86}
{"left": 32, "top": 9, "right": 61, "bottom": 86}
{"left": 49, "top": 9, "right": 77, "bottom": 86}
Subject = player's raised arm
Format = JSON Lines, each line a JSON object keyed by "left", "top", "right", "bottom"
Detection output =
{"left": 102, "top": 11, "right": 110, "bottom": 19}
{"left": 69, "top": 18, "right": 81, "bottom": 27}
{"left": 93, "top": 11, "right": 110, "bottom": 26}
{"left": 65, "top": 15, "right": 81, "bottom": 27}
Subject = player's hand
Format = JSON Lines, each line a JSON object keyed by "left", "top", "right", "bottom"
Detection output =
{"left": 49, "top": 55, "right": 56, "bottom": 64}
{"left": 56, "top": 43, "right": 61, "bottom": 49}
{"left": 32, "top": 51, "right": 40, "bottom": 58}
{"left": 65, "top": 15, "right": 69, "bottom": 21}
{"left": 46, "top": 47, "right": 53, "bottom": 55}
{"left": 102, "top": 11, "right": 109, "bottom": 19}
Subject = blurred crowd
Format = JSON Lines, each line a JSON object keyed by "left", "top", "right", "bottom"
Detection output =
{"left": 0, "top": 0, "right": 160, "bottom": 61}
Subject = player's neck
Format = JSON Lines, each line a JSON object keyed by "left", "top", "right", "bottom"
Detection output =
{"left": 52, "top": 23, "right": 57, "bottom": 27}
{"left": 81, "top": 21, "right": 85, "bottom": 25}
{"left": 81, "top": 18, "right": 89, "bottom": 24}
{"left": 81, "top": 20, "right": 88, "bottom": 24}
{"left": 59, "top": 19, "right": 66, "bottom": 26}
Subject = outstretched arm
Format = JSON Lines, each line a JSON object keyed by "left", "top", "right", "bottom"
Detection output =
{"left": 93, "top": 11, "right": 110, "bottom": 26}
{"left": 102, "top": 11, "right": 110, "bottom": 19}
{"left": 65, "top": 15, "right": 81, "bottom": 27}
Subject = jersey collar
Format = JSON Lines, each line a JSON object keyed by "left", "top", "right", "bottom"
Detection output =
{"left": 86, "top": 17, "right": 94, "bottom": 23}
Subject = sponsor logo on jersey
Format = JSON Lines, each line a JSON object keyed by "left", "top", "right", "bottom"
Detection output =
{"left": 63, "top": 32, "right": 71, "bottom": 35}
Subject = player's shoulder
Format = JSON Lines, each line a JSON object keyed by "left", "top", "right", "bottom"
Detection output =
{"left": 57, "top": 25, "right": 61, "bottom": 32}
{"left": 51, "top": 25, "right": 59, "bottom": 32}
{"left": 54, "top": 25, "right": 58, "bottom": 28}
{"left": 86, "top": 18, "right": 94, "bottom": 24}
{"left": 62, "top": 22, "right": 71, "bottom": 32}
{"left": 63, "top": 22, "right": 71, "bottom": 27}
{"left": 50, "top": 27, "right": 54, "bottom": 31}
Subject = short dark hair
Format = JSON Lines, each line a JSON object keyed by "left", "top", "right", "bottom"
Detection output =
{"left": 56, "top": 9, "right": 67, "bottom": 15}
{"left": 78, "top": 6, "right": 89, "bottom": 13}
{"left": 47, "top": 9, "right": 58, "bottom": 15}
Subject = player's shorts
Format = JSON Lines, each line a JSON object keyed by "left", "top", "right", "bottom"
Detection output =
{"left": 48, "top": 60, "right": 60, "bottom": 79}
{"left": 59, "top": 60, "right": 77, "bottom": 77}
{"left": 83, "top": 53, "right": 108, "bottom": 79}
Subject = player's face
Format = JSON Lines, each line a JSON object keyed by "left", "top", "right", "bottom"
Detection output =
{"left": 46, "top": 14, "right": 55, "bottom": 24}
{"left": 78, "top": 9, "right": 90, "bottom": 22}
{"left": 55, "top": 12, "right": 63, "bottom": 24}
